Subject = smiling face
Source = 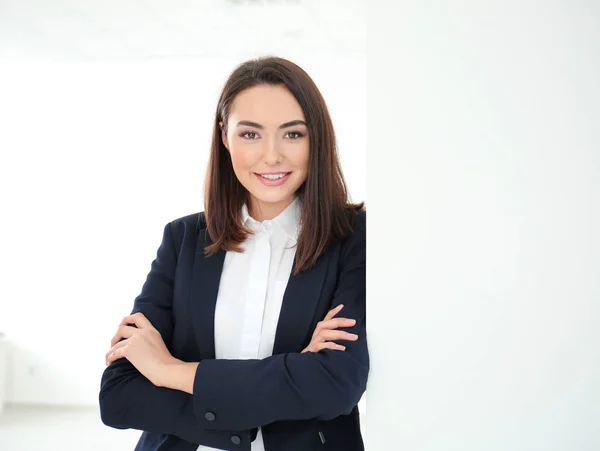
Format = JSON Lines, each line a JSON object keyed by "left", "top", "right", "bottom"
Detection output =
{"left": 221, "top": 84, "right": 310, "bottom": 221}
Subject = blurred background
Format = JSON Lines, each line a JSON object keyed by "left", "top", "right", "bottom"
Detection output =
{"left": 0, "top": 1, "right": 366, "bottom": 450}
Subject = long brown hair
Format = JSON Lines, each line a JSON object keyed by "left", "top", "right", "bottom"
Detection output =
{"left": 204, "top": 56, "right": 363, "bottom": 274}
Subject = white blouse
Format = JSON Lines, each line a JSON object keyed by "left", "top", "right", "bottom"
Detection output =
{"left": 196, "top": 198, "right": 300, "bottom": 451}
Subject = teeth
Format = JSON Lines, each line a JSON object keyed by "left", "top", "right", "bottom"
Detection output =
{"left": 261, "top": 173, "right": 287, "bottom": 180}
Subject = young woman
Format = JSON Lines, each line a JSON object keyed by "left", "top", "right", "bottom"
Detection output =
{"left": 99, "top": 56, "right": 367, "bottom": 451}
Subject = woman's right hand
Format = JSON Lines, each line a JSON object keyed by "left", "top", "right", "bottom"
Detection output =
{"left": 301, "top": 304, "right": 358, "bottom": 353}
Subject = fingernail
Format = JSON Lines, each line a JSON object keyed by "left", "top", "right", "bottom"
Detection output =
{"left": 348, "top": 333, "right": 359, "bottom": 339}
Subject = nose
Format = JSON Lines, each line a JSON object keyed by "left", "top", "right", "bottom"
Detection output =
{"left": 263, "top": 138, "right": 282, "bottom": 165}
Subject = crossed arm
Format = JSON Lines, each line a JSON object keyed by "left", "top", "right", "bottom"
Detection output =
{"left": 99, "top": 219, "right": 368, "bottom": 444}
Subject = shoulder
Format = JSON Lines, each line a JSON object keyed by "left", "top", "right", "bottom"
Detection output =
{"left": 338, "top": 207, "right": 365, "bottom": 260}
{"left": 345, "top": 207, "right": 366, "bottom": 242}
{"left": 354, "top": 208, "right": 366, "bottom": 234}
{"left": 169, "top": 211, "right": 207, "bottom": 230}
{"left": 163, "top": 211, "right": 208, "bottom": 246}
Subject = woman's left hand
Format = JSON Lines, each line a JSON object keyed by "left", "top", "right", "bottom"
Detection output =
{"left": 105, "top": 312, "right": 179, "bottom": 387}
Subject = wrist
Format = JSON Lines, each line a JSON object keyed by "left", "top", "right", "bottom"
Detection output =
{"left": 161, "top": 359, "right": 199, "bottom": 394}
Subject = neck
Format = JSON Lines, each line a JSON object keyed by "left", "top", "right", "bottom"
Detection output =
{"left": 248, "top": 196, "right": 295, "bottom": 222}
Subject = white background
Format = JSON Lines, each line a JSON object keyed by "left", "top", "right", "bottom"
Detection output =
{"left": 367, "top": 2, "right": 600, "bottom": 450}
{"left": 2, "top": 1, "right": 600, "bottom": 450}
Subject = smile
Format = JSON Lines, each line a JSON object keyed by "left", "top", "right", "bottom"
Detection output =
{"left": 259, "top": 173, "right": 289, "bottom": 180}
{"left": 255, "top": 172, "right": 292, "bottom": 186}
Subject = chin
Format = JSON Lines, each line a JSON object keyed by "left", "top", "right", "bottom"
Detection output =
{"left": 255, "top": 193, "right": 295, "bottom": 205}
{"left": 250, "top": 188, "right": 297, "bottom": 205}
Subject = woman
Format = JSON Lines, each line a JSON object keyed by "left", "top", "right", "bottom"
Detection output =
{"left": 99, "top": 56, "right": 368, "bottom": 451}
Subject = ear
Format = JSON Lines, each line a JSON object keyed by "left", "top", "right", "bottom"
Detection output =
{"left": 219, "top": 121, "right": 229, "bottom": 151}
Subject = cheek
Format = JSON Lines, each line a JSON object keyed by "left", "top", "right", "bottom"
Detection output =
{"left": 229, "top": 148, "right": 259, "bottom": 172}
{"left": 291, "top": 145, "right": 310, "bottom": 174}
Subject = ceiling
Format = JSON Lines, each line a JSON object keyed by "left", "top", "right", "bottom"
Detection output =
{"left": 0, "top": 0, "right": 366, "bottom": 61}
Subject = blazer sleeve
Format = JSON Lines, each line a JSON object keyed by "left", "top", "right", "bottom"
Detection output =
{"left": 191, "top": 213, "right": 368, "bottom": 432}
{"left": 98, "top": 222, "right": 252, "bottom": 448}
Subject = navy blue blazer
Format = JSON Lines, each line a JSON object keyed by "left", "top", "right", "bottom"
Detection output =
{"left": 99, "top": 209, "right": 368, "bottom": 451}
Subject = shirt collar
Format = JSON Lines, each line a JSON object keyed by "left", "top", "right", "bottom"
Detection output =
{"left": 241, "top": 197, "right": 301, "bottom": 243}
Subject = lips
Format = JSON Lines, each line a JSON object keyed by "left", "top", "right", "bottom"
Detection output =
{"left": 255, "top": 172, "right": 292, "bottom": 187}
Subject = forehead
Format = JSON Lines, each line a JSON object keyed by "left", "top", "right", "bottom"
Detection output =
{"left": 228, "top": 84, "right": 306, "bottom": 126}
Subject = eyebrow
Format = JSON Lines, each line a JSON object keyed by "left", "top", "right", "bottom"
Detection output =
{"left": 236, "top": 120, "right": 307, "bottom": 129}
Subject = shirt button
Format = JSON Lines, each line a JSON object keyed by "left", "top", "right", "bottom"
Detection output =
{"left": 204, "top": 412, "right": 216, "bottom": 421}
{"left": 231, "top": 435, "right": 242, "bottom": 445}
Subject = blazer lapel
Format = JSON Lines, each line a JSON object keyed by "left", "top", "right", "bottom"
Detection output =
{"left": 272, "top": 252, "right": 331, "bottom": 355}
{"left": 189, "top": 228, "right": 225, "bottom": 360}
{"left": 189, "top": 222, "right": 332, "bottom": 359}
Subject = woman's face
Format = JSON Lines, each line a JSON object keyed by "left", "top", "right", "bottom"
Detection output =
{"left": 221, "top": 84, "right": 310, "bottom": 220}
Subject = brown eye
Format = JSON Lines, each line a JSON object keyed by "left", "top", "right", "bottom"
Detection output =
{"left": 241, "top": 132, "right": 259, "bottom": 139}
{"left": 285, "top": 131, "right": 304, "bottom": 139}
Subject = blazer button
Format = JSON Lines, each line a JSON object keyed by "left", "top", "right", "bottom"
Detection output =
{"left": 231, "top": 435, "right": 241, "bottom": 445}
{"left": 204, "top": 412, "right": 216, "bottom": 421}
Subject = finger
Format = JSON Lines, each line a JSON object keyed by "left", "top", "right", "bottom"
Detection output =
{"left": 110, "top": 325, "right": 139, "bottom": 348}
{"left": 106, "top": 346, "right": 127, "bottom": 366}
{"left": 317, "top": 341, "right": 346, "bottom": 352}
{"left": 314, "top": 316, "right": 355, "bottom": 335}
{"left": 318, "top": 317, "right": 357, "bottom": 331}
{"left": 317, "top": 329, "right": 359, "bottom": 343}
{"left": 105, "top": 340, "right": 127, "bottom": 365}
{"left": 323, "top": 304, "right": 344, "bottom": 322}
{"left": 119, "top": 312, "right": 153, "bottom": 329}
{"left": 110, "top": 325, "right": 139, "bottom": 347}
{"left": 106, "top": 338, "right": 126, "bottom": 359}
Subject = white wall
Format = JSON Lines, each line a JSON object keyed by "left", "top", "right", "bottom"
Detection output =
{"left": 367, "top": 2, "right": 600, "bottom": 450}
{"left": 0, "top": 54, "right": 366, "bottom": 406}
